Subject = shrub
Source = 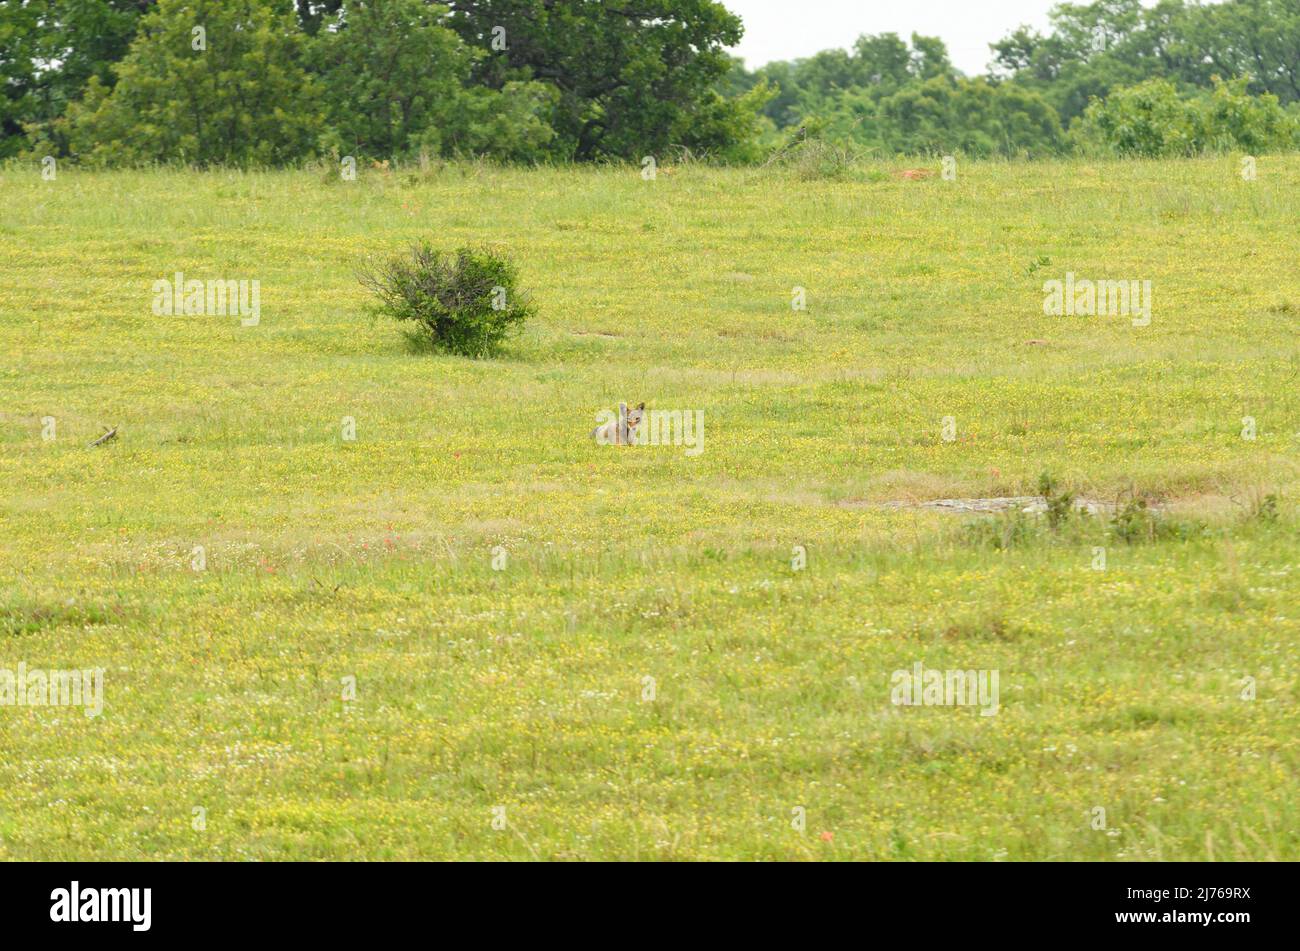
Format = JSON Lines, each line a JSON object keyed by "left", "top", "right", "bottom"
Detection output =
{"left": 1037, "top": 471, "right": 1075, "bottom": 530}
{"left": 1235, "top": 487, "right": 1283, "bottom": 524}
{"left": 1109, "top": 494, "right": 1206, "bottom": 544}
{"left": 1111, "top": 495, "right": 1158, "bottom": 543}
{"left": 358, "top": 243, "right": 534, "bottom": 357}
{"left": 1255, "top": 492, "right": 1281, "bottom": 523}
{"left": 1073, "top": 79, "right": 1202, "bottom": 158}
{"left": 1199, "top": 77, "right": 1300, "bottom": 154}
{"left": 1072, "top": 76, "right": 1300, "bottom": 158}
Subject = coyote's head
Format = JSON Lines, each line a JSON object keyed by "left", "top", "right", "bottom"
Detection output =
{"left": 623, "top": 401, "right": 645, "bottom": 434}
{"left": 593, "top": 401, "right": 646, "bottom": 445}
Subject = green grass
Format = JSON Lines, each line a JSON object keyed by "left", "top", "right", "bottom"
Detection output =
{"left": 1, "top": 155, "right": 1297, "bottom": 860}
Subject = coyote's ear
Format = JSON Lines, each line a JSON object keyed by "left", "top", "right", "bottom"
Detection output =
{"left": 637, "top": 402, "right": 645, "bottom": 410}
{"left": 618, "top": 401, "right": 628, "bottom": 415}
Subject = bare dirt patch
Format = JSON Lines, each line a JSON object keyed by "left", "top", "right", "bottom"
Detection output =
{"left": 841, "top": 496, "right": 1131, "bottom": 515}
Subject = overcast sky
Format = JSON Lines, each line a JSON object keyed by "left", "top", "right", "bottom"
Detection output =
{"left": 722, "top": 0, "right": 1063, "bottom": 76}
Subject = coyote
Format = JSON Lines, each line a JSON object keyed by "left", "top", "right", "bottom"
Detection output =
{"left": 592, "top": 402, "right": 644, "bottom": 446}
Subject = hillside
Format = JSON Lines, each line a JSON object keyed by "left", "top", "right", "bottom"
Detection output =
{"left": 2, "top": 157, "right": 1297, "bottom": 859}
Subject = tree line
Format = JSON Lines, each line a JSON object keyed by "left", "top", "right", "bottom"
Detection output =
{"left": 2, "top": 0, "right": 1298, "bottom": 167}
{"left": 731, "top": 0, "right": 1300, "bottom": 158}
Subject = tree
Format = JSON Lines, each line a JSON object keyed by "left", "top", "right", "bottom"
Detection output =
{"left": 1073, "top": 75, "right": 1299, "bottom": 156}
{"left": 909, "top": 33, "right": 954, "bottom": 81}
{"left": 872, "top": 76, "right": 1063, "bottom": 156}
{"left": 851, "top": 33, "right": 914, "bottom": 87}
{"left": 0, "top": 0, "right": 45, "bottom": 156}
{"left": 1199, "top": 75, "right": 1300, "bottom": 151}
{"left": 293, "top": 0, "right": 342, "bottom": 34}
{"left": 988, "top": 0, "right": 1207, "bottom": 123}
{"left": 2, "top": 1, "right": 158, "bottom": 157}
{"left": 314, "top": 0, "right": 476, "bottom": 159}
{"left": 44, "top": 1, "right": 157, "bottom": 103}
{"left": 988, "top": 0, "right": 1300, "bottom": 122}
{"left": 441, "top": 0, "right": 752, "bottom": 160}
{"left": 67, "top": 0, "right": 322, "bottom": 166}
{"left": 749, "top": 59, "right": 804, "bottom": 128}
{"left": 1072, "top": 77, "right": 1200, "bottom": 155}
{"left": 313, "top": 0, "right": 558, "bottom": 162}
{"left": 749, "top": 31, "right": 956, "bottom": 141}
{"left": 1190, "top": 0, "right": 1300, "bottom": 104}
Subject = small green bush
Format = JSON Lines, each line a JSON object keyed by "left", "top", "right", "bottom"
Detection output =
{"left": 1073, "top": 79, "right": 1202, "bottom": 157}
{"left": 359, "top": 243, "right": 534, "bottom": 357}
{"left": 1236, "top": 488, "right": 1282, "bottom": 524}
{"left": 1111, "top": 495, "right": 1158, "bottom": 543}
{"left": 1072, "top": 76, "right": 1300, "bottom": 158}
{"left": 1037, "top": 471, "right": 1075, "bottom": 530}
{"left": 1109, "top": 495, "right": 1207, "bottom": 544}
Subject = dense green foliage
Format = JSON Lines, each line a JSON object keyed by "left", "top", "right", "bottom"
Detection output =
{"left": 443, "top": 0, "right": 761, "bottom": 161}
{"left": 358, "top": 243, "right": 535, "bottom": 357}
{"left": 1, "top": 0, "right": 153, "bottom": 158}
{"left": 3, "top": 0, "right": 750, "bottom": 164}
{"left": 734, "top": 0, "right": 1300, "bottom": 159}
{"left": 1072, "top": 76, "right": 1300, "bottom": 157}
{"left": 65, "top": 0, "right": 323, "bottom": 166}
{"left": 312, "top": 0, "right": 557, "bottom": 161}
{"left": 3, "top": 0, "right": 1300, "bottom": 164}
{"left": 990, "top": 0, "right": 1300, "bottom": 122}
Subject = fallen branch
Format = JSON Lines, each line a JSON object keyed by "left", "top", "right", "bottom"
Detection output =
{"left": 88, "top": 426, "right": 118, "bottom": 447}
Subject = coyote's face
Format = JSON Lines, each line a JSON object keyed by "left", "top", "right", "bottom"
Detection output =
{"left": 593, "top": 401, "right": 645, "bottom": 445}
{"left": 624, "top": 401, "right": 645, "bottom": 433}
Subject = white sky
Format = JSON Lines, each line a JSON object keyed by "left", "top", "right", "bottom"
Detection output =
{"left": 723, "top": 0, "right": 1062, "bottom": 76}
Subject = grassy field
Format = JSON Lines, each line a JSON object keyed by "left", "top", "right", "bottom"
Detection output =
{"left": 1, "top": 155, "right": 1297, "bottom": 860}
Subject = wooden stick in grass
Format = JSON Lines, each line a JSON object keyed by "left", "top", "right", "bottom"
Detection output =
{"left": 89, "top": 426, "right": 118, "bottom": 447}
